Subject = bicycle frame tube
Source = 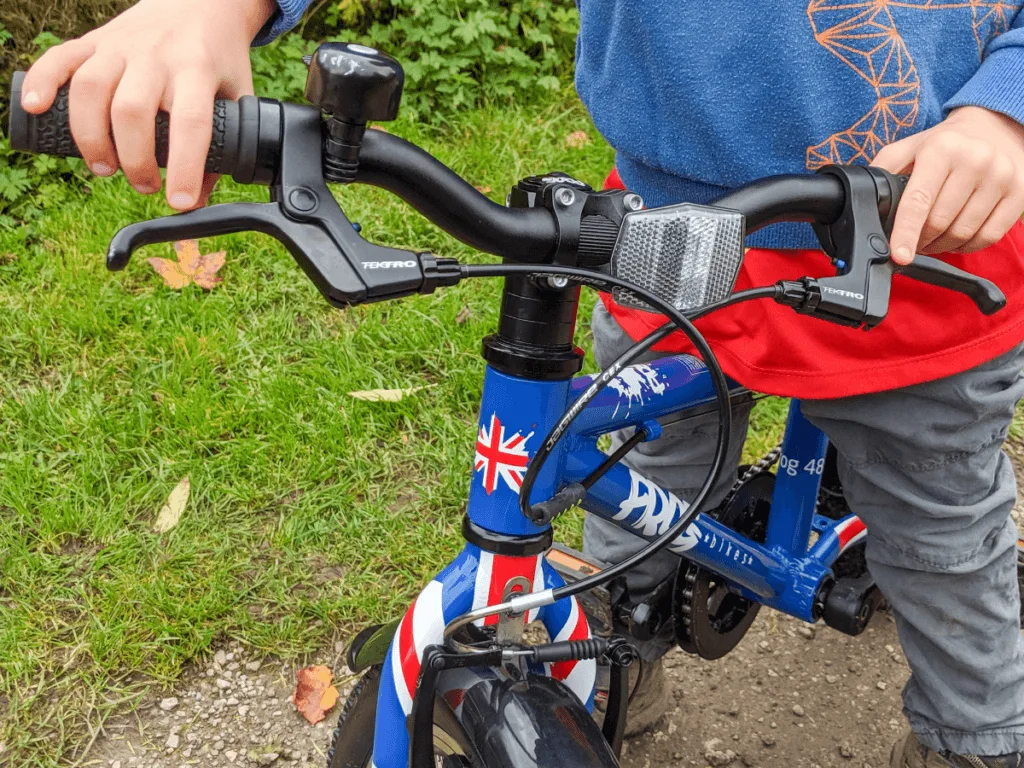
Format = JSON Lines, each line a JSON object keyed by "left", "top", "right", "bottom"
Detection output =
{"left": 559, "top": 357, "right": 847, "bottom": 620}
{"left": 768, "top": 400, "right": 830, "bottom": 555}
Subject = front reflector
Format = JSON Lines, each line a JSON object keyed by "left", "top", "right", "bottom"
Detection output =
{"left": 609, "top": 204, "right": 746, "bottom": 313}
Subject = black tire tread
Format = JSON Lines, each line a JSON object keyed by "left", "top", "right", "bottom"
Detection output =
{"left": 327, "top": 667, "right": 381, "bottom": 768}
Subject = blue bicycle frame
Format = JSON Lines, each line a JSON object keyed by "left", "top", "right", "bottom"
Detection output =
{"left": 370, "top": 352, "right": 867, "bottom": 768}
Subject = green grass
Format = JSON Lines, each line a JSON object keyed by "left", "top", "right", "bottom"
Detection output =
{"left": 0, "top": 97, "right": 789, "bottom": 766}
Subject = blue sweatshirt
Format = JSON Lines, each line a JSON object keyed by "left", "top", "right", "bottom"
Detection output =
{"left": 261, "top": 1, "right": 1024, "bottom": 248}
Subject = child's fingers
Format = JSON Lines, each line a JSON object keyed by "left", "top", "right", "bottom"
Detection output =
{"left": 68, "top": 55, "right": 126, "bottom": 176}
{"left": 165, "top": 72, "right": 217, "bottom": 210}
{"left": 921, "top": 181, "right": 1002, "bottom": 254}
{"left": 872, "top": 132, "right": 925, "bottom": 176}
{"left": 887, "top": 150, "right": 952, "bottom": 265}
{"left": 110, "top": 64, "right": 167, "bottom": 195}
{"left": 21, "top": 39, "right": 95, "bottom": 113}
{"left": 196, "top": 174, "right": 221, "bottom": 209}
{"left": 914, "top": 167, "right": 979, "bottom": 252}
{"left": 957, "top": 192, "right": 1024, "bottom": 253}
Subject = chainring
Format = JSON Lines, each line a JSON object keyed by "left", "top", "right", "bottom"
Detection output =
{"left": 673, "top": 471, "right": 773, "bottom": 660}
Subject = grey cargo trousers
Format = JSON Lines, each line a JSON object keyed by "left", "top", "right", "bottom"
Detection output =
{"left": 583, "top": 300, "right": 1024, "bottom": 755}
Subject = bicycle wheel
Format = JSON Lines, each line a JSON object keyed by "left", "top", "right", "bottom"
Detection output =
{"left": 327, "top": 666, "right": 475, "bottom": 768}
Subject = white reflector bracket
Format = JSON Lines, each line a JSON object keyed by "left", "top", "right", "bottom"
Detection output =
{"left": 610, "top": 203, "right": 746, "bottom": 313}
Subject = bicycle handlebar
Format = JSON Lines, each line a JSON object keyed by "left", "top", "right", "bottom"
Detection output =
{"left": 7, "top": 44, "right": 1006, "bottom": 326}
{"left": 9, "top": 73, "right": 245, "bottom": 176}
{"left": 10, "top": 73, "right": 856, "bottom": 248}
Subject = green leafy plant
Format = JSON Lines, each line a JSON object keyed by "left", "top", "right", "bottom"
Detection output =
{"left": 251, "top": 33, "right": 318, "bottom": 102}
{"left": 31, "top": 31, "right": 62, "bottom": 55}
{"left": 253, "top": 0, "right": 579, "bottom": 119}
{"left": 0, "top": 135, "right": 88, "bottom": 232}
{"left": 360, "top": 0, "right": 579, "bottom": 119}
{"left": 0, "top": 33, "right": 89, "bottom": 232}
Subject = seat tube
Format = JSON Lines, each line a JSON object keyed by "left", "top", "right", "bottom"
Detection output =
{"left": 765, "top": 400, "right": 829, "bottom": 555}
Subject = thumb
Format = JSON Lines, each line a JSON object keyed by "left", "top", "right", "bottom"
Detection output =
{"left": 872, "top": 132, "right": 926, "bottom": 174}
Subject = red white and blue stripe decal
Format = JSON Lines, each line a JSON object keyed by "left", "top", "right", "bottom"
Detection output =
{"left": 835, "top": 516, "right": 867, "bottom": 554}
{"left": 372, "top": 545, "right": 596, "bottom": 768}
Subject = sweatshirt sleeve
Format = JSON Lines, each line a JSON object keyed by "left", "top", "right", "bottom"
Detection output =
{"left": 252, "top": 0, "right": 316, "bottom": 46}
{"left": 944, "top": 11, "right": 1024, "bottom": 126}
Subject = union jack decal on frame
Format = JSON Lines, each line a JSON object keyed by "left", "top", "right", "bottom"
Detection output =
{"left": 474, "top": 413, "right": 533, "bottom": 495}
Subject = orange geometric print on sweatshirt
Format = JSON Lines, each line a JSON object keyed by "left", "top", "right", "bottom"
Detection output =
{"left": 806, "top": 0, "right": 1015, "bottom": 169}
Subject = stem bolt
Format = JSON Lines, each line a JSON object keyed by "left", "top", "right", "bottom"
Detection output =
{"left": 556, "top": 187, "right": 576, "bottom": 207}
{"left": 624, "top": 193, "right": 644, "bottom": 211}
{"left": 544, "top": 275, "right": 571, "bottom": 290}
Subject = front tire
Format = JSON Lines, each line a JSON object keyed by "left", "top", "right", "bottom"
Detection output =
{"left": 327, "top": 667, "right": 475, "bottom": 768}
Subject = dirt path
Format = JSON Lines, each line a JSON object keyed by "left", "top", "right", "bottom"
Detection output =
{"left": 623, "top": 613, "right": 906, "bottom": 768}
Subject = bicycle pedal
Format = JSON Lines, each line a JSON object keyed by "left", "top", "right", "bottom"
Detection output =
{"left": 821, "top": 572, "right": 883, "bottom": 637}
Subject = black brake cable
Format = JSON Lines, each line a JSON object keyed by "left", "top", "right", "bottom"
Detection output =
{"left": 460, "top": 261, "right": 781, "bottom": 602}
{"left": 568, "top": 286, "right": 780, "bottom": 492}
{"left": 541, "top": 286, "right": 779, "bottom": 602}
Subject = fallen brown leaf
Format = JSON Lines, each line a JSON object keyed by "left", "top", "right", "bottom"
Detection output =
{"left": 293, "top": 665, "right": 339, "bottom": 725}
{"left": 347, "top": 386, "right": 429, "bottom": 402}
{"left": 455, "top": 306, "right": 473, "bottom": 324}
{"left": 148, "top": 240, "right": 226, "bottom": 291}
{"left": 475, "top": 185, "right": 492, "bottom": 194}
{"left": 154, "top": 477, "right": 190, "bottom": 533}
{"left": 566, "top": 130, "right": 591, "bottom": 149}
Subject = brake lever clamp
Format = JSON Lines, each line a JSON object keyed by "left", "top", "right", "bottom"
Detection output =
{"left": 803, "top": 164, "right": 900, "bottom": 329}
{"left": 105, "top": 96, "right": 460, "bottom": 308}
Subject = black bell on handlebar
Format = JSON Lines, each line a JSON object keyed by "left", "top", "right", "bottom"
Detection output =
{"left": 305, "top": 42, "right": 404, "bottom": 183}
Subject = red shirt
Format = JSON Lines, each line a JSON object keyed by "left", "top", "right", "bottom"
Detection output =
{"left": 600, "top": 169, "right": 1024, "bottom": 400}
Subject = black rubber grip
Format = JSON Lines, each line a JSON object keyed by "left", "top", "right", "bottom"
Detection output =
{"left": 531, "top": 638, "right": 609, "bottom": 664}
{"left": 8, "top": 71, "right": 242, "bottom": 176}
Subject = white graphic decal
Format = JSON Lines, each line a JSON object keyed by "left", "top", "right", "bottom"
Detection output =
{"left": 678, "top": 355, "right": 706, "bottom": 374}
{"left": 609, "top": 364, "right": 667, "bottom": 417}
{"left": 614, "top": 469, "right": 701, "bottom": 553}
{"left": 701, "top": 525, "right": 755, "bottom": 567}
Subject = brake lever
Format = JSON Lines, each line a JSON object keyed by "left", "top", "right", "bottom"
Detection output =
{"left": 797, "top": 165, "right": 1006, "bottom": 328}
{"left": 108, "top": 202, "right": 375, "bottom": 306}
{"left": 897, "top": 255, "right": 1006, "bottom": 315}
{"left": 105, "top": 102, "right": 460, "bottom": 307}
{"left": 108, "top": 202, "right": 302, "bottom": 270}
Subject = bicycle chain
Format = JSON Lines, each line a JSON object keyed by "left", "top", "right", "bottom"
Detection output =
{"left": 732, "top": 442, "right": 782, "bottom": 496}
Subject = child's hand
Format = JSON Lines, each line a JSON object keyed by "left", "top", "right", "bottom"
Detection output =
{"left": 873, "top": 106, "right": 1024, "bottom": 264}
{"left": 20, "top": 0, "right": 276, "bottom": 211}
